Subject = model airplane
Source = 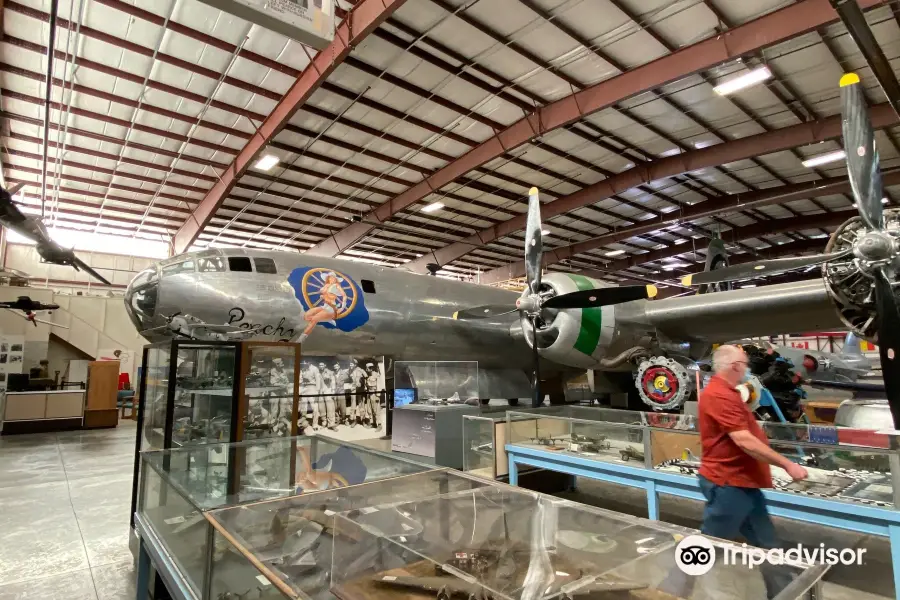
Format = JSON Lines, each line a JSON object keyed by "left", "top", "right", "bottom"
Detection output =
{"left": 0, "top": 184, "right": 111, "bottom": 285}
{"left": 124, "top": 72, "right": 899, "bottom": 422}
{"left": 0, "top": 295, "right": 68, "bottom": 328}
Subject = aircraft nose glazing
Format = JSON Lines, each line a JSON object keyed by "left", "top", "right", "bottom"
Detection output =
{"left": 125, "top": 269, "right": 160, "bottom": 332}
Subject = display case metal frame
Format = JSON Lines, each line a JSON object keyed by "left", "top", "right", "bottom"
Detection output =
{"left": 504, "top": 407, "right": 900, "bottom": 600}
{"left": 131, "top": 339, "right": 243, "bottom": 528}
{"left": 131, "top": 340, "right": 303, "bottom": 528}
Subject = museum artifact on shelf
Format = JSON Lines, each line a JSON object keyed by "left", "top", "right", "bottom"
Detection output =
{"left": 506, "top": 406, "right": 900, "bottom": 508}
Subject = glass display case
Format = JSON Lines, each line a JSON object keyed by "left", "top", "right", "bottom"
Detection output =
{"left": 132, "top": 340, "right": 304, "bottom": 529}
{"left": 331, "top": 485, "right": 827, "bottom": 600}
{"left": 137, "top": 435, "right": 443, "bottom": 598}
{"left": 507, "top": 407, "right": 900, "bottom": 508}
{"left": 139, "top": 340, "right": 243, "bottom": 455}
{"left": 239, "top": 342, "right": 301, "bottom": 441}
{"left": 462, "top": 415, "right": 495, "bottom": 478}
{"left": 394, "top": 361, "right": 479, "bottom": 404}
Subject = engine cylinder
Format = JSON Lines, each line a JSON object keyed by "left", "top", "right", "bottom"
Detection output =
{"left": 823, "top": 210, "right": 900, "bottom": 341}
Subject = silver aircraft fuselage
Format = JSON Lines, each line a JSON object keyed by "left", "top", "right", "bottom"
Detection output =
{"left": 124, "top": 249, "right": 536, "bottom": 368}
{"left": 123, "top": 248, "right": 847, "bottom": 372}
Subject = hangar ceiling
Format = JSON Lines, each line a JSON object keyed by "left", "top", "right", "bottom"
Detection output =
{"left": 2, "top": 0, "right": 899, "bottom": 291}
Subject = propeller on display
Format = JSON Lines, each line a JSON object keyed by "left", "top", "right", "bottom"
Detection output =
{"left": 681, "top": 73, "right": 900, "bottom": 427}
{"left": 455, "top": 187, "right": 658, "bottom": 406}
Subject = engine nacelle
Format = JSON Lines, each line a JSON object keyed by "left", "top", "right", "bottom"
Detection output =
{"left": 520, "top": 273, "right": 619, "bottom": 369}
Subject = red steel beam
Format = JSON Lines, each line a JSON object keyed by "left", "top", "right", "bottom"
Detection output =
{"left": 410, "top": 103, "right": 900, "bottom": 275}
{"left": 171, "top": 0, "right": 411, "bottom": 254}
{"left": 304, "top": 0, "right": 885, "bottom": 258}
{"left": 479, "top": 166, "right": 900, "bottom": 285}
{"left": 595, "top": 220, "right": 846, "bottom": 277}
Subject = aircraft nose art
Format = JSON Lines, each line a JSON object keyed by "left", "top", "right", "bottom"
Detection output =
{"left": 287, "top": 267, "right": 370, "bottom": 333}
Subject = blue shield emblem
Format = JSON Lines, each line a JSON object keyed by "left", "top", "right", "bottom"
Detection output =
{"left": 287, "top": 267, "right": 369, "bottom": 333}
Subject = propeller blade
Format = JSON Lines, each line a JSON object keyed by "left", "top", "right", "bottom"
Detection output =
{"left": 7, "top": 183, "right": 25, "bottom": 197}
{"left": 542, "top": 285, "right": 658, "bottom": 309}
{"left": 840, "top": 73, "right": 884, "bottom": 231}
{"left": 681, "top": 251, "right": 850, "bottom": 287}
{"left": 531, "top": 317, "right": 541, "bottom": 408}
{"left": 453, "top": 305, "right": 517, "bottom": 320}
{"left": 524, "top": 187, "right": 543, "bottom": 295}
{"left": 872, "top": 267, "right": 900, "bottom": 429}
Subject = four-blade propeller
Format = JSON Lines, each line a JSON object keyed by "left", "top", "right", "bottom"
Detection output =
{"left": 456, "top": 187, "right": 657, "bottom": 406}
{"left": 681, "top": 73, "right": 900, "bottom": 427}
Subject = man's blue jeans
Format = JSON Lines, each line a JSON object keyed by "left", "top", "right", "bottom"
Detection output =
{"left": 658, "top": 476, "right": 794, "bottom": 599}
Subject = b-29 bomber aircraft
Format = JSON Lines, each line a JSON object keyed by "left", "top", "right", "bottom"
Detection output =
{"left": 123, "top": 73, "right": 900, "bottom": 426}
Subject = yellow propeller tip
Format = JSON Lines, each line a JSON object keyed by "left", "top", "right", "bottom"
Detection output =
{"left": 452, "top": 311, "right": 459, "bottom": 320}
{"left": 681, "top": 275, "right": 693, "bottom": 286}
{"left": 529, "top": 187, "right": 539, "bottom": 196}
{"left": 646, "top": 284, "right": 658, "bottom": 299}
{"left": 840, "top": 73, "right": 860, "bottom": 87}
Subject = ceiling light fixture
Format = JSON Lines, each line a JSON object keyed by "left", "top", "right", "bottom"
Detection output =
{"left": 422, "top": 201, "right": 444, "bottom": 213}
{"left": 801, "top": 150, "right": 846, "bottom": 168}
{"left": 713, "top": 66, "right": 772, "bottom": 95}
{"left": 605, "top": 249, "right": 625, "bottom": 257}
{"left": 883, "top": 197, "right": 890, "bottom": 204}
{"left": 541, "top": 229, "right": 550, "bottom": 236}
{"left": 254, "top": 154, "right": 280, "bottom": 171}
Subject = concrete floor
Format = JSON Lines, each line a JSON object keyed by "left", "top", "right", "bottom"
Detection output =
{"left": 0, "top": 421, "right": 137, "bottom": 600}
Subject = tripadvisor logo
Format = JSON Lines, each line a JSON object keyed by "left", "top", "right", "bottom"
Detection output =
{"left": 675, "top": 534, "right": 866, "bottom": 574}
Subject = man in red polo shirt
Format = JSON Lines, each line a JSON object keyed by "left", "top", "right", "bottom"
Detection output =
{"left": 660, "top": 345, "right": 808, "bottom": 599}
{"left": 699, "top": 345, "right": 807, "bottom": 540}
{"left": 699, "top": 345, "right": 808, "bottom": 598}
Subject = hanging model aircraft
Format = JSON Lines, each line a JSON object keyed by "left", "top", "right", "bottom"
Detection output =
{"left": 123, "top": 73, "right": 899, "bottom": 424}
{"left": 0, "top": 295, "right": 69, "bottom": 329}
{"left": 0, "top": 183, "right": 112, "bottom": 286}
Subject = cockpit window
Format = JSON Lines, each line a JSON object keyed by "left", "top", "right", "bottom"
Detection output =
{"left": 131, "top": 268, "right": 156, "bottom": 288}
{"left": 198, "top": 257, "right": 227, "bottom": 272}
{"left": 228, "top": 257, "right": 253, "bottom": 272}
{"left": 162, "top": 260, "right": 195, "bottom": 276}
{"left": 254, "top": 258, "right": 277, "bottom": 274}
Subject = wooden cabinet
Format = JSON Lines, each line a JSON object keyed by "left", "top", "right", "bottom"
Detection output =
{"left": 84, "top": 360, "right": 120, "bottom": 428}
{"left": 2, "top": 390, "right": 85, "bottom": 434}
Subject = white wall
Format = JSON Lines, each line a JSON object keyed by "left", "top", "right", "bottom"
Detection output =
{"left": 47, "top": 336, "right": 92, "bottom": 382}
{"left": 0, "top": 285, "right": 147, "bottom": 385}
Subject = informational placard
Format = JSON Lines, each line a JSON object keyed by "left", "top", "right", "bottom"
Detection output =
{"left": 0, "top": 334, "right": 25, "bottom": 390}
{"left": 195, "top": 0, "right": 335, "bottom": 50}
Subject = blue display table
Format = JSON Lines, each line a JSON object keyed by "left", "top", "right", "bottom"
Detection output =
{"left": 506, "top": 443, "right": 900, "bottom": 600}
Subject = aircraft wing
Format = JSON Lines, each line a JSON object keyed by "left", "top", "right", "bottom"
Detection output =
{"left": 71, "top": 255, "right": 112, "bottom": 286}
{"left": 616, "top": 279, "right": 845, "bottom": 343}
